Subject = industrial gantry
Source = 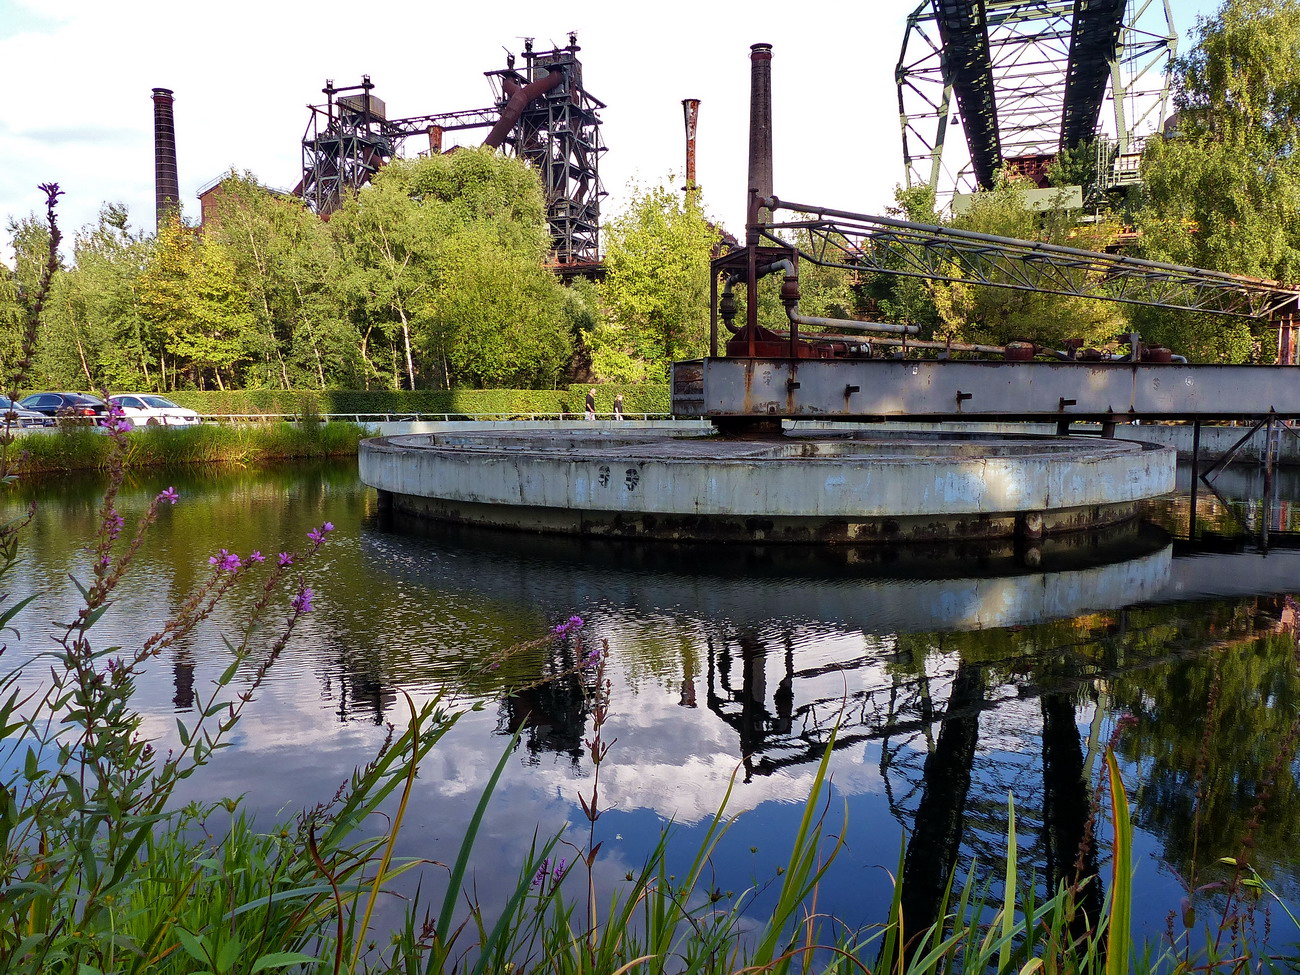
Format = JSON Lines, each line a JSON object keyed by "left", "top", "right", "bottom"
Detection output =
{"left": 896, "top": 0, "right": 1176, "bottom": 197}
{"left": 296, "top": 34, "right": 605, "bottom": 266}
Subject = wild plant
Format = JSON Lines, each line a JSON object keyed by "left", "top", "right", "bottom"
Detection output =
{"left": 0, "top": 186, "right": 453, "bottom": 975}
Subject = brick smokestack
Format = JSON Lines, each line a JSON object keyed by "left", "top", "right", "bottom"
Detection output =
{"left": 152, "top": 87, "right": 179, "bottom": 229}
{"left": 748, "top": 44, "right": 773, "bottom": 225}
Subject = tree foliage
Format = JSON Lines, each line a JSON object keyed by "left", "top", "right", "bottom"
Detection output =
{"left": 595, "top": 184, "right": 719, "bottom": 380}
{"left": 1133, "top": 0, "right": 1300, "bottom": 361}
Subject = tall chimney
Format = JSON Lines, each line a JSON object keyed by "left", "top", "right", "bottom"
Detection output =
{"left": 152, "top": 87, "right": 180, "bottom": 229}
{"left": 682, "top": 98, "right": 700, "bottom": 201}
{"left": 747, "top": 44, "right": 773, "bottom": 225}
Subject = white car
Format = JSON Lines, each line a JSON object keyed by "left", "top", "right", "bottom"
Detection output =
{"left": 108, "top": 394, "right": 202, "bottom": 428}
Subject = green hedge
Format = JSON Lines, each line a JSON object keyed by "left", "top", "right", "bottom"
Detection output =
{"left": 162, "top": 386, "right": 671, "bottom": 418}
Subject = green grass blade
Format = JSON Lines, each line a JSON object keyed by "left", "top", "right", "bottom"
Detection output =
{"left": 1104, "top": 749, "right": 1132, "bottom": 975}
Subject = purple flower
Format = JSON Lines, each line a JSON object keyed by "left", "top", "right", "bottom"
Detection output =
{"left": 551, "top": 615, "right": 585, "bottom": 637}
{"left": 104, "top": 509, "right": 124, "bottom": 540}
{"left": 156, "top": 486, "right": 179, "bottom": 505}
{"left": 307, "top": 522, "right": 335, "bottom": 546}
{"left": 553, "top": 857, "right": 566, "bottom": 880}
{"left": 248, "top": 551, "right": 265, "bottom": 563}
{"left": 277, "top": 552, "right": 294, "bottom": 567}
{"left": 208, "top": 548, "right": 242, "bottom": 572}
{"left": 291, "top": 587, "right": 314, "bottom": 614}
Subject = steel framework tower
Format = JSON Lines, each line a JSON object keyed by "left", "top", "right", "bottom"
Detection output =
{"left": 297, "top": 36, "right": 605, "bottom": 265}
{"left": 485, "top": 36, "right": 607, "bottom": 266}
{"left": 896, "top": 0, "right": 1175, "bottom": 197}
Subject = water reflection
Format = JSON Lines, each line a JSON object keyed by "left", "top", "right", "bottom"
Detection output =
{"left": 7, "top": 461, "right": 1300, "bottom": 950}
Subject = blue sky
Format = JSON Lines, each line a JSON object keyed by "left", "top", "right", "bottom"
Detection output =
{"left": 0, "top": 0, "right": 1231, "bottom": 253}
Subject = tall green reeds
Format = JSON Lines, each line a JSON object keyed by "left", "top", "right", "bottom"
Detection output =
{"left": 11, "top": 421, "right": 366, "bottom": 473}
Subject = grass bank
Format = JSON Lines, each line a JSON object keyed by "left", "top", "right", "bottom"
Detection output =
{"left": 7, "top": 421, "right": 366, "bottom": 473}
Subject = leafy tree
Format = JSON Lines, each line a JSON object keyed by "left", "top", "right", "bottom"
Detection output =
{"left": 596, "top": 183, "right": 720, "bottom": 379}
{"left": 330, "top": 148, "right": 569, "bottom": 390}
{"left": 922, "top": 175, "right": 1127, "bottom": 350}
{"left": 34, "top": 204, "right": 153, "bottom": 391}
{"left": 1133, "top": 0, "right": 1300, "bottom": 361}
{"left": 205, "top": 174, "right": 363, "bottom": 388}
{"left": 137, "top": 220, "right": 258, "bottom": 390}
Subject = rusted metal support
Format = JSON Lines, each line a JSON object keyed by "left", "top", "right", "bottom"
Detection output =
{"left": 683, "top": 98, "right": 700, "bottom": 200}
{"left": 709, "top": 269, "right": 719, "bottom": 358}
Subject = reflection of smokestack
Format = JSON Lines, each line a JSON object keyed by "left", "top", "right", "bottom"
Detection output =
{"left": 682, "top": 98, "right": 700, "bottom": 200}
{"left": 748, "top": 44, "right": 773, "bottom": 225}
{"left": 152, "top": 87, "right": 180, "bottom": 229}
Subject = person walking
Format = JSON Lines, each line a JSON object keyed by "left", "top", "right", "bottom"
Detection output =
{"left": 613, "top": 392, "right": 624, "bottom": 420}
{"left": 584, "top": 387, "right": 596, "bottom": 421}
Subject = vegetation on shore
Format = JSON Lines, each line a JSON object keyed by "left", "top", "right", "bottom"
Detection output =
{"left": 1, "top": 184, "right": 1298, "bottom": 974}
{"left": 8, "top": 421, "right": 366, "bottom": 474}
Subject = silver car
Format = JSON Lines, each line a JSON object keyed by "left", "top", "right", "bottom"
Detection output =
{"left": 108, "top": 394, "right": 202, "bottom": 428}
{"left": 0, "top": 396, "right": 55, "bottom": 429}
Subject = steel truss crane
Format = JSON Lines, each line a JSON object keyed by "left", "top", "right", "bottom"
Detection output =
{"left": 896, "top": 0, "right": 1176, "bottom": 197}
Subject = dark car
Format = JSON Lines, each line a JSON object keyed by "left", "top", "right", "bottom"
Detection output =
{"left": 20, "top": 392, "right": 109, "bottom": 422}
{"left": 0, "top": 396, "right": 55, "bottom": 429}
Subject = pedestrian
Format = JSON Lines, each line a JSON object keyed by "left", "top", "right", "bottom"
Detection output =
{"left": 584, "top": 387, "right": 596, "bottom": 421}
{"left": 613, "top": 392, "right": 624, "bottom": 420}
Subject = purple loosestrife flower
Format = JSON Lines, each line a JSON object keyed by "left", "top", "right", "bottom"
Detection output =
{"left": 552, "top": 857, "right": 566, "bottom": 881}
{"left": 104, "top": 509, "right": 124, "bottom": 540}
{"left": 291, "top": 587, "right": 314, "bottom": 614}
{"left": 208, "top": 549, "right": 242, "bottom": 572}
{"left": 156, "top": 486, "right": 179, "bottom": 505}
{"left": 551, "top": 615, "right": 585, "bottom": 637}
{"left": 307, "top": 522, "right": 335, "bottom": 546}
{"left": 248, "top": 551, "right": 265, "bottom": 563}
{"left": 277, "top": 552, "right": 294, "bottom": 567}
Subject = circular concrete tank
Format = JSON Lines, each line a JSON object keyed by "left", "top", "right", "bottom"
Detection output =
{"left": 359, "top": 427, "right": 1175, "bottom": 544}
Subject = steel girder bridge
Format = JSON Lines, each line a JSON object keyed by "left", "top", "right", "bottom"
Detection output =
{"left": 896, "top": 0, "right": 1176, "bottom": 196}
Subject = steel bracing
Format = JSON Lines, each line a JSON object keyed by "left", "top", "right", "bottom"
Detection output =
{"left": 298, "top": 36, "right": 605, "bottom": 264}
{"left": 298, "top": 77, "right": 498, "bottom": 216}
{"left": 761, "top": 197, "right": 1300, "bottom": 321}
{"left": 486, "top": 38, "right": 606, "bottom": 265}
{"left": 897, "top": 0, "right": 1175, "bottom": 196}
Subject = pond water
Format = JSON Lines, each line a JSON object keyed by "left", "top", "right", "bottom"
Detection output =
{"left": 7, "top": 456, "right": 1300, "bottom": 954}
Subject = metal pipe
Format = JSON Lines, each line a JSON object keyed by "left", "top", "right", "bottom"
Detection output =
{"left": 682, "top": 98, "right": 700, "bottom": 199}
{"left": 483, "top": 69, "right": 565, "bottom": 148}
{"left": 789, "top": 313, "right": 919, "bottom": 335}
{"left": 152, "top": 87, "right": 179, "bottom": 230}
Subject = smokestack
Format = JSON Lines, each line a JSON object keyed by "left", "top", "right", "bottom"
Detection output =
{"left": 748, "top": 44, "right": 773, "bottom": 225}
{"left": 682, "top": 98, "right": 700, "bottom": 201}
{"left": 152, "top": 87, "right": 180, "bottom": 230}
{"left": 427, "top": 124, "right": 444, "bottom": 155}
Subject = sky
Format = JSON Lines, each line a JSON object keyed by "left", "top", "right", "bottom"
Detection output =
{"left": 0, "top": 0, "right": 1224, "bottom": 256}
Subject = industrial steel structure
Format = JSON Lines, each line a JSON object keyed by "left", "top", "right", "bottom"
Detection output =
{"left": 675, "top": 42, "right": 1300, "bottom": 429}
{"left": 296, "top": 35, "right": 605, "bottom": 264}
{"left": 896, "top": 0, "right": 1176, "bottom": 196}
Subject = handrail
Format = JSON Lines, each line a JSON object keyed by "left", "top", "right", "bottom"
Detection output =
{"left": 196, "top": 412, "right": 676, "bottom": 423}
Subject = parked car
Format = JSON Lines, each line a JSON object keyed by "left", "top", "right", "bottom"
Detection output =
{"left": 106, "top": 394, "right": 202, "bottom": 427}
{"left": 0, "top": 395, "right": 55, "bottom": 429}
{"left": 20, "top": 392, "right": 109, "bottom": 422}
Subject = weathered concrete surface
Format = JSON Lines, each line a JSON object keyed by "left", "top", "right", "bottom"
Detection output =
{"left": 359, "top": 428, "right": 1175, "bottom": 543}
